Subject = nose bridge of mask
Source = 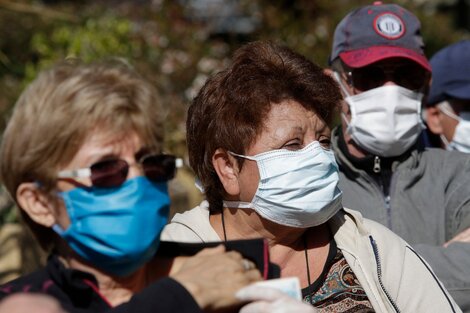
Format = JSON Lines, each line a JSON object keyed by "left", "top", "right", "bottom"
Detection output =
{"left": 259, "top": 143, "right": 335, "bottom": 181}
{"left": 333, "top": 71, "right": 352, "bottom": 98}
{"left": 333, "top": 72, "right": 354, "bottom": 134}
{"left": 230, "top": 142, "right": 332, "bottom": 179}
{"left": 351, "top": 85, "right": 422, "bottom": 117}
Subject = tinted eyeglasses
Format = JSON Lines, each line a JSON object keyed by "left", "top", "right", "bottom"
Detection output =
{"left": 58, "top": 154, "right": 181, "bottom": 188}
{"left": 347, "top": 63, "right": 429, "bottom": 92}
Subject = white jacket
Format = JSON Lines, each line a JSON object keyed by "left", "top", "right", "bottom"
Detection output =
{"left": 162, "top": 201, "right": 461, "bottom": 313}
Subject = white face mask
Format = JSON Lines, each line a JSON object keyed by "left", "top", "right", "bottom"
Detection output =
{"left": 438, "top": 101, "right": 470, "bottom": 153}
{"left": 224, "top": 141, "right": 343, "bottom": 228}
{"left": 334, "top": 73, "right": 425, "bottom": 157}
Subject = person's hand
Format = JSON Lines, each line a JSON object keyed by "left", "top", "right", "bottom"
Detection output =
{"left": 444, "top": 227, "right": 470, "bottom": 247}
{"left": 170, "top": 245, "right": 262, "bottom": 310}
{"left": 236, "top": 285, "right": 318, "bottom": 313}
{"left": 0, "top": 294, "right": 68, "bottom": 313}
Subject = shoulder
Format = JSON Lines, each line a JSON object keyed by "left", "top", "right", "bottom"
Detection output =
{"left": 418, "top": 149, "right": 470, "bottom": 189}
{"left": 420, "top": 148, "right": 470, "bottom": 167}
{"left": 333, "top": 208, "right": 407, "bottom": 249}
{"left": 161, "top": 201, "right": 220, "bottom": 243}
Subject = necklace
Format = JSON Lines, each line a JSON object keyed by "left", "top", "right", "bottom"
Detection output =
{"left": 222, "top": 208, "right": 313, "bottom": 303}
{"left": 221, "top": 208, "right": 228, "bottom": 242}
{"left": 304, "top": 232, "right": 313, "bottom": 304}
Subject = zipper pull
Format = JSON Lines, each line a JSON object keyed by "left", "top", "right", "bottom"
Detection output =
{"left": 373, "top": 156, "right": 381, "bottom": 173}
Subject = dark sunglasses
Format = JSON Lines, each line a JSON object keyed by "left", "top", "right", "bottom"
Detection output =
{"left": 347, "top": 63, "right": 428, "bottom": 91}
{"left": 58, "top": 154, "right": 181, "bottom": 188}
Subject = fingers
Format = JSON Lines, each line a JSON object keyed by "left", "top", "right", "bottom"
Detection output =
{"left": 241, "top": 268, "right": 263, "bottom": 282}
{"left": 241, "top": 259, "right": 256, "bottom": 271}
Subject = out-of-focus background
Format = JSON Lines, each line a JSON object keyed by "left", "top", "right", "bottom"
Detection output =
{"left": 0, "top": 0, "right": 469, "bottom": 283}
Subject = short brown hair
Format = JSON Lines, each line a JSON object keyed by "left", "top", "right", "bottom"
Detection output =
{"left": 0, "top": 60, "right": 164, "bottom": 250}
{"left": 187, "top": 41, "right": 342, "bottom": 212}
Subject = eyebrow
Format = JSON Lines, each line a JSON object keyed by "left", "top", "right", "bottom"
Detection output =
{"left": 135, "top": 146, "right": 157, "bottom": 160}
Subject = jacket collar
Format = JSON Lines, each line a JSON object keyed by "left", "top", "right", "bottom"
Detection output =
{"left": 328, "top": 208, "right": 369, "bottom": 254}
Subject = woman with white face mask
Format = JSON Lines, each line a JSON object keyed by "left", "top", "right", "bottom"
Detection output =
{"left": 161, "top": 41, "right": 460, "bottom": 312}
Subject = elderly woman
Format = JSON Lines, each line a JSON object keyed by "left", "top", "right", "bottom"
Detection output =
{"left": 0, "top": 61, "right": 261, "bottom": 313}
{"left": 162, "top": 41, "right": 461, "bottom": 312}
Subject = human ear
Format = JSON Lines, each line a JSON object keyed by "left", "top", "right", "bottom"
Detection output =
{"left": 425, "top": 106, "right": 444, "bottom": 135}
{"left": 16, "top": 183, "right": 57, "bottom": 227}
{"left": 212, "top": 148, "right": 241, "bottom": 196}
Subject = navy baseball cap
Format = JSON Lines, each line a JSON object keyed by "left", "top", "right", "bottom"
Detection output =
{"left": 330, "top": 1, "right": 431, "bottom": 71}
{"left": 427, "top": 40, "right": 470, "bottom": 106}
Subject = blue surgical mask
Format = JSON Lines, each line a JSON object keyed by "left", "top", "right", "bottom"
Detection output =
{"left": 224, "top": 141, "right": 343, "bottom": 228}
{"left": 53, "top": 176, "right": 170, "bottom": 277}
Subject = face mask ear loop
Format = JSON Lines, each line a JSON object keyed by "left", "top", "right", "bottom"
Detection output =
{"left": 440, "top": 134, "right": 452, "bottom": 150}
{"left": 333, "top": 71, "right": 353, "bottom": 99}
{"left": 416, "top": 100, "right": 427, "bottom": 130}
{"left": 438, "top": 101, "right": 461, "bottom": 121}
{"left": 340, "top": 111, "right": 354, "bottom": 135}
{"left": 227, "top": 151, "right": 257, "bottom": 161}
{"left": 333, "top": 72, "right": 354, "bottom": 134}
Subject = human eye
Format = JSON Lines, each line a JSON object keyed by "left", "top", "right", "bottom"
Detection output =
{"left": 282, "top": 139, "right": 303, "bottom": 151}
{"left": 318, "top": 136, "right": 331, "bottom": 149}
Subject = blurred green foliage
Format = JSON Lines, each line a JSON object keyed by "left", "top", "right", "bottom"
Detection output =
{"left": 0, "top": 0, "right": 468, "bottom": 218}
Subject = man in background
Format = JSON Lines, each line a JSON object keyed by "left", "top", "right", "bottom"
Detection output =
{"left": 329, "top": 2, "right": 470, "bottom": 310}
{"left": 424, "top": 40, "right": 470, "bottom": 151}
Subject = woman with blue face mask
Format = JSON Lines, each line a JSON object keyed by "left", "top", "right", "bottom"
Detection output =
{"left": 162, "top": 41, "right": 461, "bottom": 312}
{"left": 0, "top": 61, "right": 262, "bottom": 313}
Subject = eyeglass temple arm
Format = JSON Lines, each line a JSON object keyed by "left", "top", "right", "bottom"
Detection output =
{"left": 57, "top": 168, "right": 92, "bottom": 179}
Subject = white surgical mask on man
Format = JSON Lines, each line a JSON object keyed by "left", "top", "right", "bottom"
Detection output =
{"left": 223, "top": 141, "right": 343, "bottom": 228}
{"left": 334, "top": 72, "right": 425, "bottom": 157}
{"left": 438, "top": 101, "right": 470, "bottom": 153}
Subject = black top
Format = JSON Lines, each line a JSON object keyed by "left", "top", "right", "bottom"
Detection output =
{"left": 0, "top": 254, "right": 202, "bottom": 313}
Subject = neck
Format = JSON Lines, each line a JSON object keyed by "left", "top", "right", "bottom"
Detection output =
{"left": 62, "top": 254, "right": 148, "bottom": 307}
{"left": 211, "top": 207, "right": 308, "bottom": 247}
{"left": 209, "top": 209, "right": 331, "bottom": 288}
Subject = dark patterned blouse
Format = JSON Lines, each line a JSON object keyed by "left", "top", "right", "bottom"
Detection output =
{"left": 302, "top": 241, "right": 375, "bottom": 312}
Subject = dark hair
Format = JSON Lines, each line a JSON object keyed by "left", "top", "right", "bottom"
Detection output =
{"left": 187, "top": 40, "right": 342, "bottom": 212}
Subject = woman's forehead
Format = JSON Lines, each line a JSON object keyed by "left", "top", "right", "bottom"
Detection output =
{"left": 264, "top": 100, "right": 326, "bottom": 129}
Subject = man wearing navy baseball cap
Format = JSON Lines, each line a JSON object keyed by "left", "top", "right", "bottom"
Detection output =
{"left": 425, "top": 40, "right": 470, "bottom": 152}
{"left": 329, "top": 2, "right": 470, "bottom": 311}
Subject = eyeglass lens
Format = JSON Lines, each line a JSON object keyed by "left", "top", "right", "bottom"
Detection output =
{"left": 89, "top": 155, "right": 176, "bottom": 188}
{"left": 351, "top": 64, "right": 427, "bottom": 91}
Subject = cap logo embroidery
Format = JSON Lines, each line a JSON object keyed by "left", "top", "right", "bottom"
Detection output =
{"left": 374, "top": 12, "right": 405, "bottom": 39}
